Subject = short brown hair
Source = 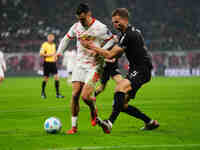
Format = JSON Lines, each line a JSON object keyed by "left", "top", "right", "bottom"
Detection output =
{"left": 112, "top": 8, "right": 129, "bottom": 19}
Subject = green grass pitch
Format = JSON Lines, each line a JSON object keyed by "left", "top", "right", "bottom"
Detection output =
{"left": 0, "top": 77, "right": 200, "bottom": 150}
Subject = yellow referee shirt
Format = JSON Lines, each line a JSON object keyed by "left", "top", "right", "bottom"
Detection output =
{"left": 40, "top": 42, "right": 56, "bottom": 62}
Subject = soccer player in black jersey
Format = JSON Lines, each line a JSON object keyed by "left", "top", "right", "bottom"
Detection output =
{"left": 81, "top": 8, "right": 159, "bottom": 133}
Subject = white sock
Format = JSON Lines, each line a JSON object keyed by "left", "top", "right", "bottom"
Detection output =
{"left": 148, "top": 120, "right": 154, "bottom": 124}
{"left": 72, "top": 116, "right": 78, "bottom": 128}
{"left": 108, "top": 120, "right": 113, "bottom": 128}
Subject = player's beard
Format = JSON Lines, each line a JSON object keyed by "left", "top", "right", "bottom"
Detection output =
{"left": 80, "top": 19, "right": 87, "bottom": 27}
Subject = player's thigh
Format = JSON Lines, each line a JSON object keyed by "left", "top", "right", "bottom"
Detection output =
{"left": 72, "top": 81, "right": 84, "bottom": 96}
{"left": 85, "top": 68, "right": 100, "bottom": 88}
{"left": 81, "top": 69, "right": 99, "bottom": 99}
{"left": 72, "top": 66, "right": 87, "bottom": 83}
{"left": 43, "top": 62, "right": 50, "bottom": 77}
{"left": 115, "top": 79, "right": 132, "bottom": 93}
{"left": 50, "top": 63, "right": 58, "bottom": 78}
{"left": 53, "top": 74, "right": 59, "bottom": 80}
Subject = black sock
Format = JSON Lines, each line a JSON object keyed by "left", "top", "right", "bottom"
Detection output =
{"left": 55, "top": 80, "right": 59, "bottom": 95}
{"left": 109, "top": 92, "right": 125, "bottom": 124}
{"left": 122, "top": 105, "right": 151, "bottom": 124}
{"left": 42, "top": 81, "right": 46, "bottom": 94}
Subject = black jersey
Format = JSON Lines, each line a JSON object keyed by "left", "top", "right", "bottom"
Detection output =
{"left": 118, "top": 25, "right": 152, "bottom": 70}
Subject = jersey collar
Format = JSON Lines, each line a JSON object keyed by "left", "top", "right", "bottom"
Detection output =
{"left": 79, "top": 18, "right": 96, "bottom": 30}
{"left": 88, "top": 18, "right": 96, "bottom": 27}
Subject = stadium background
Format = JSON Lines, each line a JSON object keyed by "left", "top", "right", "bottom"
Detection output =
{"left": 1, "top": 0, "right": 200, "bottom": 76}
{"left": 1, "top": 1, "right": 200, "bottom": 150}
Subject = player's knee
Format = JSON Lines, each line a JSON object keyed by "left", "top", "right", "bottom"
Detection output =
{"left": 115, "top": 84, "right": 125, "bottom": 93}
{"left": 122, "top": 103, "right": 129, "bottom": 111}
{"left": 81, "top": 93, "right": 89, "bottom": 101}
{"left": 44, "top": 77, "right": 49, "bottom": 82}
{"left": 54, "top": 75, "right": 59, "bottom": 80}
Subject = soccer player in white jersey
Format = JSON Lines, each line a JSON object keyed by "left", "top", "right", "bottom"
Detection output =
{"left": 57, "top": 3, "right": 115, "bottom": 134}
{"left": 0, "top": 51, "right": 6, "bottom": 83}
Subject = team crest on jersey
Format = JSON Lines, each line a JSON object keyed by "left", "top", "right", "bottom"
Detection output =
{"left": 79, "top": 34, "right": 96, "bottom": 41}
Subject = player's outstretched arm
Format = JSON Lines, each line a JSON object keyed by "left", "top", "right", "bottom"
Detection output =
{"left": 81, "top": 40, "right": 124, "bottom": 59}
{"left": 56, "top": 36, "right": 70, "bottom": 56}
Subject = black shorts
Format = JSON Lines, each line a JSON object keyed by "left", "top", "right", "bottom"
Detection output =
{"left": 126, "top": 67, "right": 152, "bottom": 99}
{"left": 100, "top": 62, "right": 120, "bottom": 85}
{"left": 43, "top": 62, "right": 58, "bottom": 77}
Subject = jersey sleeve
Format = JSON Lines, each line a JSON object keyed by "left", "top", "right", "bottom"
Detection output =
{"left": 98, "top": 26, "right": 115, "bottom": 49}
{"left": 98, "top": 26, "right": 114, "bottom": 41}
{"left": 66, "top": 23, "right": 77, "bottom": 39}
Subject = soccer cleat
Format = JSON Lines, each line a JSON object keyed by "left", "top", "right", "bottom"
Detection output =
{"left": 41, "top": 93, "right": 47, "bottom": 99}
{"left": 91, "top": 108, "right": 98, "bottom": 126}
{"left": 56, "top": 94, "right": 64, "bottom": 99}
{"left": 66, "top": 127, "right": 77, "bottom": 134}
{"left": 141, "top": 120, "right": 160, "bottom": 130}
{"left": 97, "top": 118, "right": 112, "bottom": 134}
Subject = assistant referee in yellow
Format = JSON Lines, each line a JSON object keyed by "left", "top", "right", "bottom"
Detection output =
{"left": 40, "top": 34, "right": 64, "bottom": 99}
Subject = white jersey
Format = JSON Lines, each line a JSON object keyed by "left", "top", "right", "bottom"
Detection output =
{"left": 58, "top": 18, "right": 114, "bottom": 69}
{"left": 0, "top": 51, "right": 6, "bottom": 71}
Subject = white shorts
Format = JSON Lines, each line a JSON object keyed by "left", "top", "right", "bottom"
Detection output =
{"left": 67, "top": 62, "right": 74, "bottom": 73}
{"left": 72, "top": 65, "right": 100, "bottom": 86}
{"left": 0, "top": 67, "right": 4, "bottom": 78}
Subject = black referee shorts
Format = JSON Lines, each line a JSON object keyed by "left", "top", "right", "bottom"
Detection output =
{"left": 100, "top": 62, "right": 120, "bottom": 85}
{"left": 126, "top": 67, "right": 152, "bottom": 99}
{"left": 43, "top": 62, "right": 58, "bottom": 77}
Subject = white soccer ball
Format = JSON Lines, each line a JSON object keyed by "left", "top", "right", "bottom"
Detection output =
{"left": 44, "top": 117, "right": 62, "bottom": 133}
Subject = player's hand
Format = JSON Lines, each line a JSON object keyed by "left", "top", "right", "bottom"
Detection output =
{"left": 85, "top": 49, "right": 97, "bottom": 56}
{"left": 56, "top": 53, "right": 62, "bottom": 57}
{"left": 80, "top": 39, "right": 95, "bottom": 50}
{"left": 54, "top": 55, "right": 58, "bottom": 61}
{"left": 105, "top": 58, "right": 116, "bottom": 63}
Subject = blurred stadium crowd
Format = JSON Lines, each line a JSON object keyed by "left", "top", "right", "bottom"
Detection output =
{"left": 1, "top": 0, "right": 200, "bottom": 52}
{"left": 0, "top": 0, "right": 200, "bottom": 76}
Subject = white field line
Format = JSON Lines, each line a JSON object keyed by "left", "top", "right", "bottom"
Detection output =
{"left": 46, "top": 144, "right": 200, "bottom": 150}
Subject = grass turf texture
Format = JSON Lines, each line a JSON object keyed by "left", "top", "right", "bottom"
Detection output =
{"left": 0, "top": 77, "right": 200, "bottom": 150}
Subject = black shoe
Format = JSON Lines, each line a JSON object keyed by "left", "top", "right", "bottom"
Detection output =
{"left": 41, "top": 93, "right": 46, "bottom": 99}
{"left": 96, "top": 118, "right": 112, "bottom": 134}
{"left": 141, "top": 120, "right": 160, "bottom": 130}
{"left": 56, "top": 94, "right": 64, "bottom": 99}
